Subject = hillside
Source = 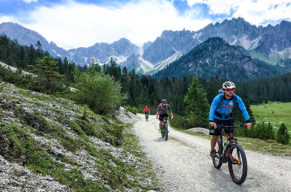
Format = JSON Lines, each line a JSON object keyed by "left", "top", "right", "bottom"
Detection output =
{"left": 154, "top": 37, "right": 285, "bottom": 81}
{"left": 0, "top": 82, "right": 157, "bottom": 191}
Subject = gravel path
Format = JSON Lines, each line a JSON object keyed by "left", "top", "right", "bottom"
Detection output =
{"left": 133, "top": 114, "right": 291, "bottom": 192}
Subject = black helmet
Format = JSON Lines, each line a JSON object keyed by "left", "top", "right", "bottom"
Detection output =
{"left": 161, "top": 99, "right": 167, "bottom": 103}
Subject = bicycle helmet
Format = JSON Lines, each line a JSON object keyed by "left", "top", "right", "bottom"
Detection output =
{"left": 222, "top": 81, "right": 236, "bottom": 90}
{"left": 161, "top": 99, "right": 167, "bottom": 103}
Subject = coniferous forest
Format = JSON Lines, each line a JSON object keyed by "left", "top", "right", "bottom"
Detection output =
{"left": 1, "top": 34, "right": 290, "bottom": 128}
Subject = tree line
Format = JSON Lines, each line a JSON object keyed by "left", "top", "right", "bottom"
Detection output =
{"left": 0, "top": 34, "right": 290, "bottom": 131}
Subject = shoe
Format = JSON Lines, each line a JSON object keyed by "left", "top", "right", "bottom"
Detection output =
{"left": 210, "top": 150, "right": 216, "bottom": 158}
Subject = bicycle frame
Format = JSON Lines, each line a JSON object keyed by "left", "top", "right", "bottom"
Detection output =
{"left": 218, "top": 127, "right": 238, "bottom": 162}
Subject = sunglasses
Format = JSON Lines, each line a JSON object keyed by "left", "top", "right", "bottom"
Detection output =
{"left": 226, "top": 89, "right": 235, "bottom": 92}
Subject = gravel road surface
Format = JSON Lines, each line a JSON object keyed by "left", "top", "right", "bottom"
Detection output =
{"left": 133, "top": 114, "right": 291, "bottom": 192}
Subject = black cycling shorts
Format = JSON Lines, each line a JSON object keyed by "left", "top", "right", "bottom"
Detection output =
{"left": 159, "top": 114, "right": 168, "bottom": 121}
{"left": 209, "top": 119, "right": 234, "bottom": 136}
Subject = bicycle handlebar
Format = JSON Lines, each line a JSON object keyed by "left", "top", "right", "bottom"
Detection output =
{"left": 216, "top": 124, "right": 247, "bottom": 129}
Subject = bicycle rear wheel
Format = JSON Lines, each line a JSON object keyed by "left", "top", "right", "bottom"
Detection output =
{"left": 228, "top": 144, "right": 247, "bottom": 185}
{"left": 212, "top": 137, "right": 222, "bottom": 169}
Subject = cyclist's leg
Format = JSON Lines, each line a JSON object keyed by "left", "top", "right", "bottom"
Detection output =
{"left": 158, "top": 114, "right": 163, "bottom": 129}
{"left": 211, "top": 136, "right": 218, "bottom": 151}
{"left": 210, "top": 119, "right": 222, "bottom": 156}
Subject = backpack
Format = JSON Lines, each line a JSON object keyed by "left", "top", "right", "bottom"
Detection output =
{"left": 215, "top": 94, "right": 237, "bottom": 111}
{"left": 158, "top": 103, "right": 169, "bottom": 111}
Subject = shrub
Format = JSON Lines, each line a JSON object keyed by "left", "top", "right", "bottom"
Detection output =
{"left": 125, "top": 106, "right": 137, "bottom": 114}
{"left": 169, "top": 115, "right": 195, "bottom": 129}
{"left": 236, "top": 122, "right": 275, "bottom": 140}
{"left": 72, "top": 72, "right": 122, "bottom": 115}
{"left": 277, "top": 123, "right": 290, "bottom": 144}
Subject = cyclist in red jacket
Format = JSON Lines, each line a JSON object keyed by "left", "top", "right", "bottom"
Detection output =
{"left": 143, "top": 105, "right": 150, "bottom": 121}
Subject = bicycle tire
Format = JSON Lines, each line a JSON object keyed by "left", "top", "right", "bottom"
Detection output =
{"left": 212, "top": 137, "right": 223, "bottom": 169}
{"left": 164, "top": 124, "right": 168, "bottom": 141}
{"left": 161, "top": 127, "right": 165, "bottom": 138}
{"left": 228, "top": 144, "right": 248, "bottom": 185}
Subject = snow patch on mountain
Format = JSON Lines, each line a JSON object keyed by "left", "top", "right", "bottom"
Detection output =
{"left": 239, "top": 36, "right": 261, "bottom": 50}
{"left": 270, "top": 47, "right": 291, "bottom": 59}
{"left": 192, "top": 32, "right": 202, "bottom": 42}
{"left": 149, "top": 50, "right": 182, "bottom": 75}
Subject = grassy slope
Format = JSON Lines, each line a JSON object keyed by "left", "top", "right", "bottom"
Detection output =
{"left": 0, "top": 82, "right": 158, "bottom": 191}
{"left": 251, "top": 102, "right": 291, "bottom": 132}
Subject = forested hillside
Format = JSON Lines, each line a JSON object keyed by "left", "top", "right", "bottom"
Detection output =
{"left": 153, "top": 37, "right": 287, "bottom": 81}
{"left": 1, "top": 34, "right": 290, "bottom": 141}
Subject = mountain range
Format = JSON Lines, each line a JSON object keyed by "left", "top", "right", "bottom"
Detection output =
{"left": 153, "top": 37, "right": 285, "bottom": 81}
{"left": 0, "top": 17, "right": 291, "bottom": 79}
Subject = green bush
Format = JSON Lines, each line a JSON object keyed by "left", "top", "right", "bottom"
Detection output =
{"left": 125, "top": 106, "right": 137, "bottom": 114}
{"left": 72, "top": 72, "right": 122, "bottom": 115}
{"left": 236, "top": 122, "right": 275, "bottom": 140}
{"left": 169, "top": 115, "right": 195, "bottom": 129}
{"left": 277, "top": 123, "right": 290, "bottom": 144}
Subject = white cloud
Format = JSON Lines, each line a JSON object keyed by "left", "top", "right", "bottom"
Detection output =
{"left": 1, "top": 0, "right": 290, "bottom": 49}
{"left": 0, "top": 0, "right": 211, "bottom": 49}
{"left": 0, "top": 16, "right": 17, "bottom": 23}
{"left": 233, "top": 0, "right": 291, "bottom": 26}
{"left": 186, "top": 0, "right": 291, "bottom": 25}
{"left": 23, "top": 0, "right": 38, "bottom": 3}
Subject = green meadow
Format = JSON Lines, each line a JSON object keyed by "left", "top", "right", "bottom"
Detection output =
{"left": 251, "top": 102, "right": 291, "bottom": 132}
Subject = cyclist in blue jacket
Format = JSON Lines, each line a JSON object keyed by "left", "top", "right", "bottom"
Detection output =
{"left": 209, "top": 81, "right": 251, "bottom": 157}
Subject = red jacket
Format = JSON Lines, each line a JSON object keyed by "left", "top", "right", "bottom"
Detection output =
{"left": 143, "top": 107, "right": 150, "bottom": 112}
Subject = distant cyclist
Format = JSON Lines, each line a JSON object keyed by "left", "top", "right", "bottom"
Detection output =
{"left": 156, "top": 99, "right": 174, "bottom": 131}
{"left": 143, "top": 105, "right": 151, "bottom": 120}
{"left": 209, "top": 81, "right": 251, "bottom": 157}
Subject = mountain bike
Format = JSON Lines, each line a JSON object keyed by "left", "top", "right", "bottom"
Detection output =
{"left": 211, "top": 125, "right": 248, "bottom": 185}
{"left": 161, "top": 116, "right": 170, "bottom": 141}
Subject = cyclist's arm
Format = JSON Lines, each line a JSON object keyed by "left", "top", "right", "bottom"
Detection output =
{"left": 156, "top": 106, "right": 160, "bottom": 119}
{"left": 209, "top": 95, "right": 220, "bottom": 122}
{"left": 236, "top": 95, "right": 250, "bottom": 122}
{"left": 167, "top": 105, "right": 173, "bottom": 118}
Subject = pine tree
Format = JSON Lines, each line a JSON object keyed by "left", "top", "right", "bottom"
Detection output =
{"left": 184, "top": 77, "right": 209, "bottom": 128}
{"left": 277, "top": 123, "right": 290, "bottom": 144}
{"left": 32, "top": 56, "right": 63, "bottom": 93}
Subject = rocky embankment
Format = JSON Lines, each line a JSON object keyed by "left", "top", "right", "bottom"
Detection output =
{"left": 0, "top": 82, "right": 157, "bottom": 191}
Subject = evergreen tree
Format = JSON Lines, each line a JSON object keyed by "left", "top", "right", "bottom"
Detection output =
{"left": 184, "top": 77, "right": 209, "bottom": 127}
{"left": 277, "top": 123, "right": 290, "bottom": 144}
{"left": 32, "top": 56, "right": 63, "bottom": 93}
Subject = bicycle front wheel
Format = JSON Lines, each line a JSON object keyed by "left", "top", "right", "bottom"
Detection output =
{"left": 212, "top": 137, "right": 222, "bottom": 169}
{"left": 228, "top": 144, "right": 248, "bottom": 185}
{"left": 164, "top": 125, "right": 168, "bottom": 141}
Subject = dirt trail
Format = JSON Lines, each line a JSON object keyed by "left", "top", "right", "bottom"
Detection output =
{"left": 133, "top": 114, "right": 291, "bottom": 192}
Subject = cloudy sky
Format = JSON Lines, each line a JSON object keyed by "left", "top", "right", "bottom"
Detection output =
{"left": 0, "top": 0, "right": 290, "bottom": 50}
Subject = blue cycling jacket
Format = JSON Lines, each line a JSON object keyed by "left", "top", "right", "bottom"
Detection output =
{"left": 209, "top": 94, "right": 250, "bottom": 122}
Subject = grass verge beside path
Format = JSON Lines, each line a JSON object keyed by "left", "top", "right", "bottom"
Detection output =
{"left": 251, "top": 102, "right": 291, "bottom": 132}
{"left": 122, "top": 124, "right": 159, "bottom": 191}
{"left": 172, "top": 127, "right": 291, "bottom": 157}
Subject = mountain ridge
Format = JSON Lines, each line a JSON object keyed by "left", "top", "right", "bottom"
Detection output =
{"left": 154, "top": 37, "right": 285, "bottom": 81}
{"left": 1, "top": 18, "right": 290, "bottom": 76}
